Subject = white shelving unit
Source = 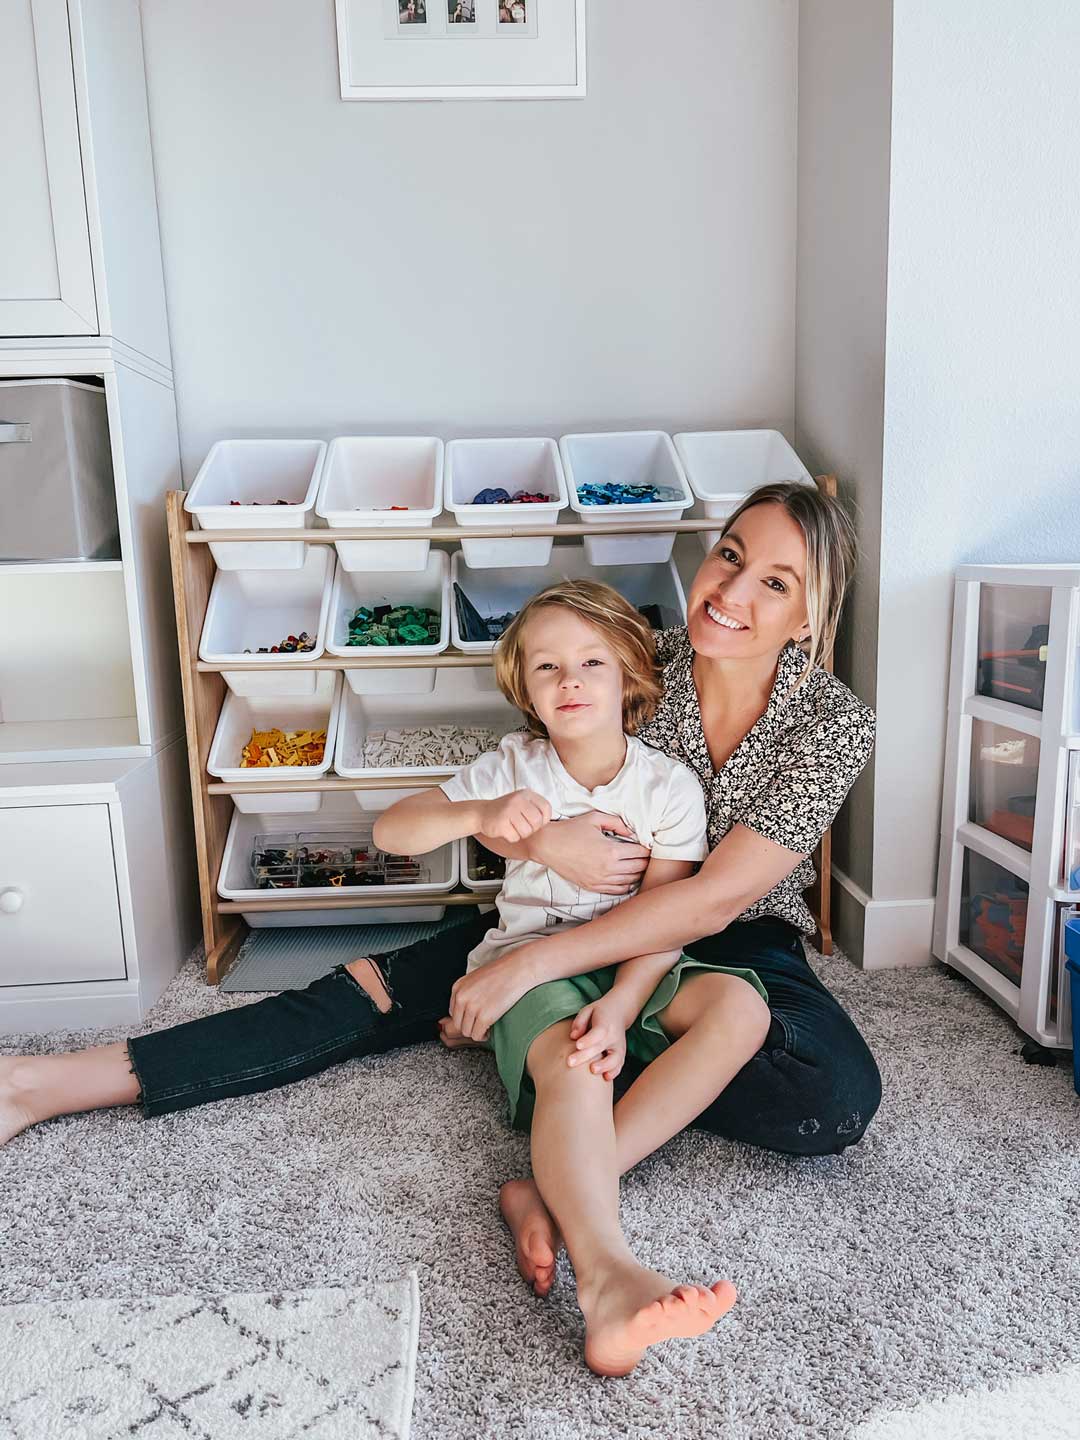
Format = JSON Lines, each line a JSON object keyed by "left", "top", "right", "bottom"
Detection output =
{"left": 0, "top": 0, "right": 199, "bottom": 1032}
{"left": 933, "top": 563, "right": 1080, "bottom": 1051}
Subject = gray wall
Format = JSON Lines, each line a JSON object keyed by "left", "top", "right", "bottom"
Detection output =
{"left": 139, "top": 0, "right": 800, "bottom": 481}
{"left": 794, "top": 0, "right": 893, "bottom": 894}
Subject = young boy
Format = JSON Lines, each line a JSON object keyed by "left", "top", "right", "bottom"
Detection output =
{"left": 371, "top": 579, "right": 764, "bottom": 1374}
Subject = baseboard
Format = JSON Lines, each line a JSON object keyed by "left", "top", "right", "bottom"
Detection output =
{"left": 831, "top": 868, "right": 937, "bottom": 971}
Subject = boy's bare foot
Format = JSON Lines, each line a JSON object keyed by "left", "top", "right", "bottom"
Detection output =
{"left": 578, "top": 1262, "right": 737, "bottom": 1377}
{"left": 0, "top": 1058, "right": 41, "bottom": 1147}
{"left": 499, "top": 1178, "right": 563, "bottom": 1298}
{"left": 436, "top": 1016, "right": 484, "bottom": 1050}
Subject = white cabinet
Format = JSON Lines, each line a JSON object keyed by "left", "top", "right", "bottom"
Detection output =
{"left": 0, "top": 803, "right": 125, "bottom": 986}
{"left": 0, "top": 0, "right": 171, "bottom": 366}
{"left": 0, "top": 0, "right": 96, "bottom": 336}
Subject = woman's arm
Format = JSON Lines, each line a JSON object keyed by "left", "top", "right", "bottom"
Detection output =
{"left": 448, "top": 823, "right": 805, "bottom": 1040}
{"left": 478, "top": 812, "right": 650, "bottom": 895}
{"left": 373, "top": 786, "right": 552, "bottom": 857}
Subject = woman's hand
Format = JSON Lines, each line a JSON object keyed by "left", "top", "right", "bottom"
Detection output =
{"left": 532, "top": 812, "right": 650, "bottom": 894}
{"left": 567, "top": 995, "right": 630, "bottom": 1081}
{"left": 477, "top": 789, "right": 552, "bottom": 843}
{"left": 449, "top": 954, "right": 536, "bottom": 1041}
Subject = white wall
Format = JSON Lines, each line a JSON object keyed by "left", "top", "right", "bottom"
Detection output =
{"left": 138, "top": 0, "right": 799, "bottom": 481}
{"left": 877, "top": 0, "right": 1080, "bottom": 913}
{"left": 795, "top": 0, "right": 893, "bottom": 898}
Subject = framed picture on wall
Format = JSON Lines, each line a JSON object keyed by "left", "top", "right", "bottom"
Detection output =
{"left": 336, "top": 0, "right": 586, "bottom": 99}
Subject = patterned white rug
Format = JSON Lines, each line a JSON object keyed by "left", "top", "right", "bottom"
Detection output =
{"left": 0, "top": 1276, "right": 419, "bottom": 1439}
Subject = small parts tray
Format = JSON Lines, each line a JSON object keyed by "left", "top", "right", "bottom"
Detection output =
{"left": 251, "top": 827, "right": 428, "bottom": 890}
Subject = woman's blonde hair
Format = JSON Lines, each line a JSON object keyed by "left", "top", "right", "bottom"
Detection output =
{"left": 718, "top": 481, "right": 857, "bottom": 687}
{"left": 493, "top": 579, "right": 662, "bottom": 738}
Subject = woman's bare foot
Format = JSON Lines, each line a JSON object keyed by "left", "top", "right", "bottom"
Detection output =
{"left": 436, "top": 1016, "right": 484, "bottom": 1050}
{"left": 499, "top": 1178, "right": 563, "bottom": 1297}
{"left": 0, "top": 1058, "right": 43, "bottom": 1147}
{"left": 578, "top": 1261, "right": 737, "bottom": 1376}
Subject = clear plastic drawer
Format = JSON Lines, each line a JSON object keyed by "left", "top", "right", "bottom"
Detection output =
{"left": 968, "top": 720, "right": 1039, "bottom": 852}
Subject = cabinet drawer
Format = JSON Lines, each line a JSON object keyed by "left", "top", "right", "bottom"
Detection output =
{"left": 0, "top": 805, "right": 125, "bottom": 986}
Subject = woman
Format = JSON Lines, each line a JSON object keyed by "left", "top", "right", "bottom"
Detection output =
{"left": 0, "top": 482, "right": 880, "bottom": 1211}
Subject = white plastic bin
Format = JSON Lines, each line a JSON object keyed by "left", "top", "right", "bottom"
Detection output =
{"left": 184, "top": 438, "right": 326, "bottom": 570}
{"left": 335, "top": 668, "right": 518, "bottom": 801}
{"left": 217, "top": 796, "right": 458, "bottom": 926}
{"left": 459, "top": 836, "right": 504, "bottom": 895}
{"left": 199, "top": 548, "right": 336, "bottom": 697}
{"left": 446, "top": 438, "right": 568, "bottom": 567}
{"left": 450, "top": 544, "right": 687, "bottom": 657}
{"left": 207, "top": 671, "right": 342, "bottom": 814}
{"left": 326, "top": 551, "right": 450, "bottom": 695}
{"left": 674, "top": 430, "right": 812, "bottom": 552}
{"left": 316, "top": 435, "right": 443, "bottom": 573}
{"left": 561, "top": 431, "right": 691, "bottom": 566}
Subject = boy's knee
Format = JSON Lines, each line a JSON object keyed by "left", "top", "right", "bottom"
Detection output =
{"left": 525, "top": 1020, "right": 585, "bottom": 1083}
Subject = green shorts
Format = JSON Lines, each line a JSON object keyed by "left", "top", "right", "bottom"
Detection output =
{"left": 488, "top": 955, "right": 769, "bottom": 1132}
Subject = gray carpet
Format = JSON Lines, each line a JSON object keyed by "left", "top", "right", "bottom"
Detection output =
{"left": 3, "top": 947, "right": 1079, "bottom": 1440}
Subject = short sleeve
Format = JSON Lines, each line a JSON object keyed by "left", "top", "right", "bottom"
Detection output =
{"left": 740, "top": 703, "right": 876, "bottom": 856}
{"left": 649, "top": 762, "right": 710, "bottom": 862}
{"left": 440, "top": 734, "right": 520, "bottom": 804}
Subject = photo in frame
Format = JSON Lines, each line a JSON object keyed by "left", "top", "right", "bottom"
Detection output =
{"left": 336, "top": 0, "right": 585, "bottom": 99}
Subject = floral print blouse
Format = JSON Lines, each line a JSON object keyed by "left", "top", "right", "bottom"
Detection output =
{"left": 635, "top": 627, "right": 876, "bottom": 936}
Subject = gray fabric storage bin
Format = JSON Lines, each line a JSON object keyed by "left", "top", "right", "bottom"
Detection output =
{"left": 0, "top": 379, "right": 120, "bottom": 561}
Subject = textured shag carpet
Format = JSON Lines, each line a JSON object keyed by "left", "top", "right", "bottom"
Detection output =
{"left": 2, "top": 946, "right": 1079, "bottom": 1439}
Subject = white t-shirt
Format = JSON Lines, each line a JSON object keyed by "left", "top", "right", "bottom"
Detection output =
{"left": 441, "top": 731, "right": 709, "bottom": 972}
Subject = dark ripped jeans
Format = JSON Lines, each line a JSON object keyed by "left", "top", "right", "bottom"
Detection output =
{"left": 128, "top": 914, "right": 881, "bottom": 1158}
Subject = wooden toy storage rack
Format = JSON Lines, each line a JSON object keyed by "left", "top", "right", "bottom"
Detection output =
{"left": 168, "top": 484, "right": 837, "bottom": 983}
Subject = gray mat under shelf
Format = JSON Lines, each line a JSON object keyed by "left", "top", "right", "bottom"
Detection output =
{"left": 220, "top": 913, "right": 478, "bottom": 993}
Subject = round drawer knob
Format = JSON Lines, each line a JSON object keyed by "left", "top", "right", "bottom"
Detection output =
{"left": 0, "top": 888, "right": 23, "bottom": 914}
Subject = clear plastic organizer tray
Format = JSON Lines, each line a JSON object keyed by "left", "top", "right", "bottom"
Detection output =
{"left": 326, "top": 550, "right": 450, "bottom": 695}
{"left": 316, "top": 435, "right": 444, "bottom": 573}
{"left": 674, "top": 429, "right": 812, "bottom": 553}
{"left": 335, "top": 667, "right": 519, "bottom": 786}
{"left": 450, "top": 543, "right": 688, "bottom": 655}
{"left": 184, "top": 438, "right": 326, "bottom": 570}
{"left": 960, "top": 847, "right": 1028, "bottom": 987}
{"left": 459, "top": 835, "right": 506, "bottom": 895}
{"left": 561, "top": 431, "right": 691, "bottom": 566}
{"left": 218, "top": 798, "right": 458, "bottom": 927}
{"left": 207, "top": 670, "right": 342, "bottom": 814}
{"left": 199, "top": 547, "right": 336, "bottom": 698}
{"left": 445, "top": 437, "right": 568, "bottom": 568}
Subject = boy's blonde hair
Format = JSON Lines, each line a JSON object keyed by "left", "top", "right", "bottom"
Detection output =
{"left": 493, "top": 579, "right": 662, "bottom": 738}
{"left": 718, "top": 481, "right": 857, "bottom": 690}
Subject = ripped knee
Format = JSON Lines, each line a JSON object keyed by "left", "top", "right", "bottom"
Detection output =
{"left": 346, "top": 957, "right": 394, "bottom": 1015}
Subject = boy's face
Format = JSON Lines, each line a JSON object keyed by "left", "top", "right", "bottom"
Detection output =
{"left": 521, "top": 608, "right": 626, "bottom": 742}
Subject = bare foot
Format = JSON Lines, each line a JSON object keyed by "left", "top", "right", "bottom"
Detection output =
{"left": 0, "top": 1058, "right": 40, "bottom": 1147}
{"left": 579, "top": 1262, "right": 737, "bottom": 1376}
{"left": 436, "top": 1016, "right": 484, "bottom": 1050}
{"left": 499, "top": 1178, "right": 563, "bottom": 1298}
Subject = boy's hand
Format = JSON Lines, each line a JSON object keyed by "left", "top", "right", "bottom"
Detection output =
{"left": 478, "top": 789, "right": 552, "bottom": 843}
{"left": 567, "top": 996, "right": 632, "bottom": 1081}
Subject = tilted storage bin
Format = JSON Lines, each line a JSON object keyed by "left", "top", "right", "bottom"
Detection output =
{"left": 446, "top": 437, "right": 568, "bottom": 567}
{"left": 184, "top": 438, "right": 326, "bottom": 570}
{"left": 316, "top": 435, "right": 443, "bottom": 573}
{"left": 207, "top": 671, "right": 342, "bottom": 814}
{"left": 674, "top": 429, "right": 812, "bottom": 552}
{"left": 561, "top": 431, "right": 691, "bottom": 565}
{"left": 199, "top": 548, "right": 336, "bottom": 698}
{"left": 326, "top": 551, "right": 450, "bottom": 695}
{"left": 0, "top": 379, "right": 119, "bottom": 561}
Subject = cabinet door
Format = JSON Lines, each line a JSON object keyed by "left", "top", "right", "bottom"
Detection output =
{"left": 0, "top": 804, "right": 126, "bottom": 985}
{"left": 0, "top": 0, "right": 97, "bottom": 336}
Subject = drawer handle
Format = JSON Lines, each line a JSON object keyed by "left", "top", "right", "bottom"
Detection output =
{"left": 0, "top": 888, "right": 23, "bottom": 914}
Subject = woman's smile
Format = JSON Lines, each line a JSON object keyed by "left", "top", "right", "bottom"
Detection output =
{"left": 703, "top": 600, "right": 749, "bottom": 632}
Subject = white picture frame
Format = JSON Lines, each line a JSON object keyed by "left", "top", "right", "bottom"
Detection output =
{"left": 336, "top": 0, "right": 586, "bottom": 100}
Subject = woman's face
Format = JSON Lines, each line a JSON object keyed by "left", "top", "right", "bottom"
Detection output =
{"left": 686, "top": 502, "right": 811, "bottom": 662}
